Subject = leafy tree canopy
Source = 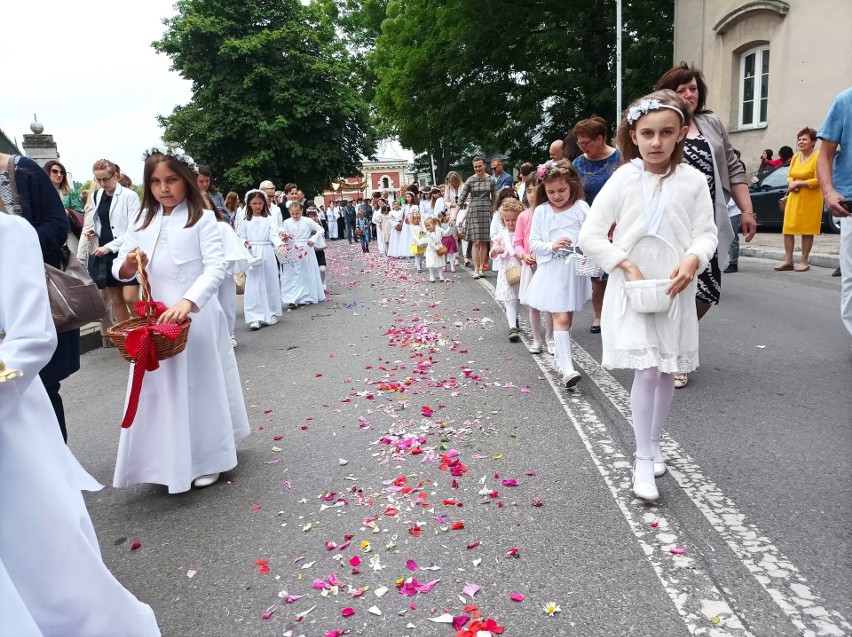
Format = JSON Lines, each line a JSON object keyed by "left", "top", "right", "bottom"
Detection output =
{"left": 154, "top": 0, "right": 376, "bottom": 195}
{"left": 365, "top": 0, "right": 673, "bottom": 180}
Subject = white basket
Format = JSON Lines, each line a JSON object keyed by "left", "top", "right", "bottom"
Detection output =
{"left": 568, "top": 247, "right": 603, "bottom": 277}
{"left": 624, "top": 279, "right": 673, "bottom": 314}
{"left": 276, "top": 247, "right": 303, "bottom": 266}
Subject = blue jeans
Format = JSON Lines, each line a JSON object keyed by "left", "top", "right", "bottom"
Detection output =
{"left": 359, "top": 233, "right": 369, "bottom": 251}
{"left": 728, "top": 214, "right": 740, "bottom": 265}
{"left": 345, "top": 219, "right": 356, "bottom": 243}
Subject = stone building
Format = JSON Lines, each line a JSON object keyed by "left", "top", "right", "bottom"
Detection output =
{"left": 674, "top": 0, "right": 852, "bottom": 176}
{"left": 0, "top": 128, "right": 21, "bottom": 155}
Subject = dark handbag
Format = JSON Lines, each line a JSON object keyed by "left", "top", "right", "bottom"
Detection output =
{"left": 66, "top": 208, "right": 84, "bottom": 238}
{"left": 5, "top": 156, "right": 108, "bottom": 332}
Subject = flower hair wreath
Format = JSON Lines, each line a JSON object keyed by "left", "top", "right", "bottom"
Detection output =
{"left": 244, "top": 189, "right": 267, "bottom": 204}
{"left": 536, "top": 160, "right": 559, "bottom": 180}
{"left": 141, "top": 146, "right": 196, "bottom": 168}
{"left": 626, "top": 99, "right": 684, "bottom": 125}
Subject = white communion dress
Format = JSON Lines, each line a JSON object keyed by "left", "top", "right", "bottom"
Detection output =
{"left": 112, "top": 204, "right": 250, "bottom": 493}
{"left": 238, "top": 214, "right": 282, "bottom": 325}
{"left": 0, "top": 213, "right": 161, "bottom": 637}
{"left": 279, "top": 216, "right": 326, "bottom": 305}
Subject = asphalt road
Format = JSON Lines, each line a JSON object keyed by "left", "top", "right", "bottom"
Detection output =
{"left": 63, "top": 244, "right": 851, "bottom": 637}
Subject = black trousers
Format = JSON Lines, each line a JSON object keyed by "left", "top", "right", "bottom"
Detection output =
{"left": 44, "top": 382, "right": 67, "bottom": 443}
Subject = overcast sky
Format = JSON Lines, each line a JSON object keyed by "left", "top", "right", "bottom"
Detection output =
{"left": 4, "top": 0, "right": 192, "bottom": 185}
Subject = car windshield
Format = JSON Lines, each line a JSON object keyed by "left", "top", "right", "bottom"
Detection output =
{"left": 759, "top": 166, "right": 790, "bottom": 189}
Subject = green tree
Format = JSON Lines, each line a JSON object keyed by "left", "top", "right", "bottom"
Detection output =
{"left": 154, "top": 0, "right": 376, "bottom": 195}
{"left": 367, "top": 0, "right": 673, "bottom": 177}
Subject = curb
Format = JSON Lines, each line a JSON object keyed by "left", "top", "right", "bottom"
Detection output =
{"left": 739, "top": 246, "right": 839, "bottom": 269}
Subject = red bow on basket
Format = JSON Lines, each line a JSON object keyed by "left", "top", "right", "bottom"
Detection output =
{"left": 120, "top": 322, "right": 183, "bottom": 428}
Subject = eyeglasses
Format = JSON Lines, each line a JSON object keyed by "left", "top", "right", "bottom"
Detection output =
{"left": 50, "top": 168, "right": 64, "bottom": 175}
{"left": 94, "top": 175, "right": 115, "bottom": 184}
{"left": 576, "top": 139, "right": 594, "bottom": 148}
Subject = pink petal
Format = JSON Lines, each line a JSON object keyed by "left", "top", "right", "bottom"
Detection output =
{"left": 453, "top": 615, "right": 470, "bottom": 630}
{"left": 509, "top": 593, "right": 526, "bottom": 602}
{"left": 312, "top": 579, "right": 329, "bottom": 590}
{"left": 462, "top": 583, "right": 480, "bottom": 597}
{"left": 328, "top": 572, "right": 344, "bottom": 587}
{"left": 501, "top": 479, "right": 519, "bottom": 487}
{"left": 130, "top": 541, "right": 142, "bottom": 551}
{"left": 341, "top": 607, "right": 355, "bottom": 617}
{"left": 670, "top": 546, "right": 687, "bottom": 555}
{"left": 349, "top": 556, "right": 361, "bottom": 567}
{"left": 406, "top": 559, "right": 419, "bottom": 571}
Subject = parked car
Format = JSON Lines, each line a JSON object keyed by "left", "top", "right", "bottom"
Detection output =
{"left": 749, "top": 166, "right": 840, "bottom": 233}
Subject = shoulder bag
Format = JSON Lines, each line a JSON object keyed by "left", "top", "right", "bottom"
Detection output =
{"left": 4, "top": 156, "right": 108, "bottom": 332}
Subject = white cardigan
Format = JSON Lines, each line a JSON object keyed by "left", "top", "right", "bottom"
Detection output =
{"left": 578, "top": 163, "right": 718, "bottom": 273}
{"left": 87, "top": 183, "right": 141, "bottom": 254}
{"left": 529, "top": 200, "right": 590, "bottom": 265}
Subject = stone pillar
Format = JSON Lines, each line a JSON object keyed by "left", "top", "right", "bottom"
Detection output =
{"left": 21, "top": 117, "right": 59, "bottom": 168}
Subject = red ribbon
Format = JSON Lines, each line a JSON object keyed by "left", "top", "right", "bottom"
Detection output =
{"left": 120, "top": 322, "right": 183, "bottom": 428}
{"left": 135, "top": 300, "right": 168, "bottom": 318}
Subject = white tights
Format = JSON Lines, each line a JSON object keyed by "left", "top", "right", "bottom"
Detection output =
{"left": 414, "top": 254, "right": 423, "bottom": 271}
{"left": 319, "top": 265, "right": 326, "bottom": 286}
{"left": 630, "top": 368, "right": 675, "bottom": 483}
{"left": 505, "top": 299, "right": 519, "bottom": 329}
{"left": 528, "top": 308, "right": 554, "bottom": 346}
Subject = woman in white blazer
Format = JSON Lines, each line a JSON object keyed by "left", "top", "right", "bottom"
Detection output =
{"left": 82, "top": 159, "right": 141, "bottom": 323}
{"left": 111, "top": 150, "right": 249, "bottom": 492}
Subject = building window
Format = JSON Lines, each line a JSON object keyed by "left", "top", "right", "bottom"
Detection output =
{"left": 381, "top": 176, "right": 390, "bottom": 188}
{"left": 738, "top": 46, "right": 769, "bottom": 129}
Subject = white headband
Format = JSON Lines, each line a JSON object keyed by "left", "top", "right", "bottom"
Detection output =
{"left": 627, "top": 99, "right": 684, "bottom": 125}
{"left": 244, "top": 189, "right": 267, "bottom": 204}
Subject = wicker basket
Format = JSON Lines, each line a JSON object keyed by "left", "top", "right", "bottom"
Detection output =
{"left": 570, "top": 247, "right": 603, "bottom": 278}
{"left": 504, "top": 265, "right": 522, "bottom": 286}
{"left": 107, "top": 253, "right": 191, "bottom": 362}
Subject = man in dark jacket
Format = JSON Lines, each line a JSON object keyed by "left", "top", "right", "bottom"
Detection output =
{"left": 0, "top": 153, "right": 77, "bottom": 442}
{"left": 344, "top": 199, "right": 357, "bottom": 244}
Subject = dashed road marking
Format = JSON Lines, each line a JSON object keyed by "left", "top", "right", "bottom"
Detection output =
{"left": 476, "top": 273, "right": 850, "bottom": 636}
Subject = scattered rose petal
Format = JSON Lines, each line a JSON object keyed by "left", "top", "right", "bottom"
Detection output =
{"left": 509, "top": 592, "right": 525, "bottom": 602}
{"left": 670, "top": 546, "right": 687, "bottom": 555}
{"left": 341, "top": 607, "right": 355, "bottom": 617}
{"left": 186, "top": 569, "right": 197, "bottom": 578}
{"left": 462, "top": 583, "right": 480, "bottom": 598}
{"left": 130, "top": 541, "right": 141, "bottom": 551}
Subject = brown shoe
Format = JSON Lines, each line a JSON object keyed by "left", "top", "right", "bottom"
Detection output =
{"left": 773, "top": 263, "right": 794, "bottom": 271}
{"left": 794, "top": 264, "right": 810, "bottom": 272}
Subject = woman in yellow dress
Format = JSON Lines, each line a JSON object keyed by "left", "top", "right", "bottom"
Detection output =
{"left": 776, "top": 127, "right": 823, "bottom": 272}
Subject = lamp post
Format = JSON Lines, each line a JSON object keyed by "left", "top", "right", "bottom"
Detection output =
{"left": 616, "top": 0, "right": 622, "bottom": 125}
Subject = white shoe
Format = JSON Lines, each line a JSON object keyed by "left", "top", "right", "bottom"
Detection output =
{"left": 632, "top": 457, "right": 659, "bottom": 502}
{"left": 429, "top": 277, "right": 435, "bottom": 283}
{"left": 654, "top": 460, "right": 667, "bottom": 477}
{"left": 263, "top": 316, "right": 278, "bottom": 326}
{"left": 562, "top": 370, "right": 582, "bottom": 388}
{"left": 193, "top": 472, "right": 220, "bottom": 488}
{"left": 546, "top": 340, "right": 556, "bottom": 355}
{"left": 528, "top": 341, "right": 542, "bottom": 354}
{"left": 249, "top": 321, "right": 261, "bottom": 331}
{"left": 231, "top": 336, "right": 238, "bottom": 348}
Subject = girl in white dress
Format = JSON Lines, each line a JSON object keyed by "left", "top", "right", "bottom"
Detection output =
{"left": 578, "top": 91, "right": 717, "bottom": 501}
{"left": 490, "top": 198, "right": 524, "bottom": 341}
{"left": 423, "top": 215, "right": 453, "bottom": 282}
{"left": 238, "top": 190, "right": 282, "bottom": 330}
{"left": 387, "top": 200, "right": 409, "bottom": 258}
{"left": 524, "top": 160, "right": 592, "bottom": 388}
{"left": 216, "top": 209, "right": 254, "bottom": 346}
{"left": 279, "top": 200, "right": 326, "bottom": 308}
{"left": 0, "top": 212, "right": 161, "bottom": 637}
{"left": 113, "top": 150, "right": 250, "bottom": 492}
{"left": 408, "top": 209, "right": 427, "bottom": 272}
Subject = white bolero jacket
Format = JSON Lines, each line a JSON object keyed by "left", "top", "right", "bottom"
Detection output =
{"left": 528, "top": 200, "right": 590, "bottom": 265}
{"left": 578, "top": 163, "right": 718, "bottom": 274}
{"left": 112, "top": 203, "right": 225, "bottom": 312}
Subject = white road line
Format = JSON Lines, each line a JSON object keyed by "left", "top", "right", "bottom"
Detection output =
{"left": 571, "top": 345, "right": 852, "bottom": 637}
{"left": 480, "top": 272, "right": 852, "bottom": 637}
{"left": 475, "top": 276, "right": 749, "bottom": 636}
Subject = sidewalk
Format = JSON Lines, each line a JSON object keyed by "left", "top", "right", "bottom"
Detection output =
{"left": 739, "top": 230, "right": 840, "bottom": 269}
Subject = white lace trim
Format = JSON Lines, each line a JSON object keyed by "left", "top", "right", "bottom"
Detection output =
{"left": 602, "top": 348, "right": 698, "bottom": 374}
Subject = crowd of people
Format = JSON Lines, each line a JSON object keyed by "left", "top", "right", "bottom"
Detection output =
{"left": 0, "top": 60, "right": 849, "bottom": 635}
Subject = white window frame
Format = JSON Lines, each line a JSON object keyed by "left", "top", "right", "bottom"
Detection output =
{"left": 738, "top": 45, "right": 770, "bottom": 130}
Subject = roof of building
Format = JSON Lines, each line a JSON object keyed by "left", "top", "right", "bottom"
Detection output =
{"left": 0, "top": 128, "right": 20, "bottom": 154}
